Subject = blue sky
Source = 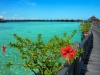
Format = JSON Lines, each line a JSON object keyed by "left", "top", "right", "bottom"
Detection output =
{"left": 0, "top": 0, "right": 100, "bottom": 20}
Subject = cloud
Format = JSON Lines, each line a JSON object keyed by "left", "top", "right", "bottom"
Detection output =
{"left": 19, "top": 0, "right": 36, "bottom": 6}
{"left": 26, "top": 2, "right": 36, "bottom": 6}
{"left": 12, "top": 17, "right": 15, "bottom": 19}
{"left": 0, "top": 16, "right": 4, "bottom": 19}
{"left": 3, "top": 12, "right": 6, "bottom": 14}
{"left": 0, "top": 12, "right": 6, "bottom": 15}
{"left": 14, "top": 14, "right": 17, "bottom": 16}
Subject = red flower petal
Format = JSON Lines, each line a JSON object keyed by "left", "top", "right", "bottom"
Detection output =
{"left": 2, "top": 45, "right": 6, "bottom": 53}
{"left": 65, "top": 45, "right": 73, "bottom": 51}
{"left": 61, "top": 47, "right": 68, "bottom": 58}
{"left": 61, "top": 45, "right": 76, "bottom": 59}
{"left": 68, "top": 50, "right": 76, "bottom": 60}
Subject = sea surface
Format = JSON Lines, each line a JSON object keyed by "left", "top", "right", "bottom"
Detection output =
{"left": 0, "top": 22, "right": 81, "bottom": 75}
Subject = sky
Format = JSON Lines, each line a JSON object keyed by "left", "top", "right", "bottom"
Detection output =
{"left": 0, "top": 0, "right": 100, "bottom": 20}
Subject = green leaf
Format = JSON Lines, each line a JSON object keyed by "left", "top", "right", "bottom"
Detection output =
{"left": 44, "top": 70, "right": 52, "bottom": 75}
{"left": 6, "top": 61, "right": 12, "bottom": 68}
{"left": 21, "top": 55, "right": 27, "bottom": 60}
{"left": 63, "top": 32, "right": 67, "bottom": 37}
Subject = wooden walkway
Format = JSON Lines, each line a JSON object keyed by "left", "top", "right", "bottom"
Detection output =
{"left": 80, "top": 25, "right": 100, "bottom": 75}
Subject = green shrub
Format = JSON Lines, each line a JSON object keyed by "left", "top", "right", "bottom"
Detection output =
{"left": 80, "top": 22, "right": 91, "bottom": 33}
{"left": 6, "top": 30, "right": 79, "bottom": 75}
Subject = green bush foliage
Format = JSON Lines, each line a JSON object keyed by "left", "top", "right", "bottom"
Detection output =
{"left": 80, "top": 22, "right": 91, "bottom": 33}
{"left": 6, "top": 30, "right": 83, "bottom": 75}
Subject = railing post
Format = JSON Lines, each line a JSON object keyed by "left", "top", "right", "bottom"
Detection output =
{"left": 73, "top": 42, "right": 80, "bottom": 75}
{"left": 90, "top": 32, "right": 93, "bottom": 50}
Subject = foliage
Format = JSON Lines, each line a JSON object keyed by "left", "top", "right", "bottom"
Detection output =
{"left": 6, "top": 61, "right": 12, "bottom": 68}
{"left": 7, "top": 30, "right": 77, "bottom": 75}
{"left": 80, "top": 22, "right": 91, "bottom": 33}
{"left": 71, "top": 48, "right": 83, "bottom": 63}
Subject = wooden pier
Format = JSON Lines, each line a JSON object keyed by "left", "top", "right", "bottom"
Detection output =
{"left": 79, "top": 25, "right": 100, "bottom": 75}
{"left": 57, "top": 23, "right": 100, "bottom": 75}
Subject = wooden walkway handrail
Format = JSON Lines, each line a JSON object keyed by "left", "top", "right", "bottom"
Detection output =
{"left": 92, "top": 22, "right": 100, "bottom": 28}
{"left": 57, "top": 27, "right": 93, "bottom": 75}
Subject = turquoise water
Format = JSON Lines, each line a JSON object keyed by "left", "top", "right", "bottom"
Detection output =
{"left": 0, "top": 22, "right": 81, "bottom": 75}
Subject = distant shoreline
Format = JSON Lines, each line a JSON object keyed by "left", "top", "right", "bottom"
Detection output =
{"left": 0, "top": 19, "right": 83, "bottom": 22}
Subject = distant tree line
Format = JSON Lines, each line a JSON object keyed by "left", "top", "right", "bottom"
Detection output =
{"left": 4, "top": 19, "right": 83, "bottom": 22}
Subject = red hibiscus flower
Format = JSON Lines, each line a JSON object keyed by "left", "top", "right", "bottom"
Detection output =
{"left": 2, "top": 45, "right": 6, "bottom": 53}
{"left": 61, "top": 45, "right": 76, "bottom": 64}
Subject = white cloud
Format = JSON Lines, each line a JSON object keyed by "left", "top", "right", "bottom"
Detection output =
{"left": 19, "top": 0, "right": 36, "bottom": 6}
{"left": 7, "top": 17, "right": 11, "bottom": 19}
{"left": 12, "top": 17, "right": 15, "bottom": 19}
{"left": 3, "top": 12, "right": 6, "bottom": 14}
{"left": 26, "top": 2, "right": 36, "bottom": 6}
{"left": 0, "top": 16, "right": 4, "bottom": 19}
{"left": 14, "top": 14, "right": 17, "bottom": 16}
{"left": 0, "top": 12, "right": 6, "bottom": 15}
{"left": 34, "top": 17, "right": 39, "bottom": 20}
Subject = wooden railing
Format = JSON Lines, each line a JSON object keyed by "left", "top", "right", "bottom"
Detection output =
{"left": 57, "top": 28, "right": 93, "bottom": 75}
{"left": 92, "top": 22, "right": 100, "bottom": 28}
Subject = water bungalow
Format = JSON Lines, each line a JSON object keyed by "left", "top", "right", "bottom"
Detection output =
{"left": 88, "top": 16, "right": 100, "bottom": 27}
{"left": 88, "top": 15, "right": 99, "bottom": 22}
{"left": 0, "top": 18, "right": 6, "bottom": 22}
